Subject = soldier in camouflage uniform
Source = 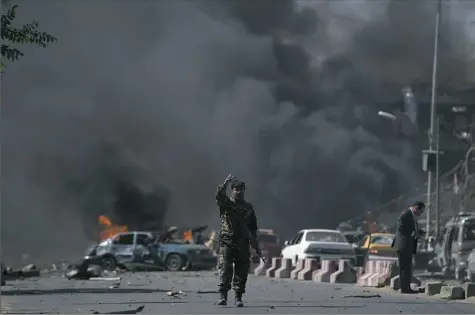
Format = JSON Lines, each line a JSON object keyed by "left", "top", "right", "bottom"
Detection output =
{"left": 215, "top": 174, "right": 260, "bottom": 307}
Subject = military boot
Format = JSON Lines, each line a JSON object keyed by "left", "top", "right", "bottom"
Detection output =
{"left": 217, "top": 291, "right": 227, "bottom": 306}
{"left": 235, "top": 292, "right": 244, "bottom": 307}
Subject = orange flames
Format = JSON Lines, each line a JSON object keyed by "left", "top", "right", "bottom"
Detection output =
{"left": 183, "top": 230, "right": 193, "bottom": 242}
{"left": 98, "top": 215, "right": 128, "bottom": 241}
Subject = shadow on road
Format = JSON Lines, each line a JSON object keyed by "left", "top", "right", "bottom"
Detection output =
{"left": 0, "top": 288, "right": 170, "bottom": 296}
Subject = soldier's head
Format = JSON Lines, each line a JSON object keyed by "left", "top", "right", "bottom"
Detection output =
{"left": 410, "top": 201, "right": 425, "bottom": 216}
{"left": 230, "top": 180, "right": 245, "bottom": 201}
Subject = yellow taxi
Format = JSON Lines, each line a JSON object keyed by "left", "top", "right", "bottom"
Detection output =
{"left": 361, "top": 233, "right": 397, "bottom": 259}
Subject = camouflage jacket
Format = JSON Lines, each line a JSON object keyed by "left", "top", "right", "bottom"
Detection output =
{"left": 215, "top": 184, "right": 258, "bottom": 246}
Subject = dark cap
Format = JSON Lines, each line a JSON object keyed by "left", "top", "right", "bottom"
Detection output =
{"left": 231, "top": 180, "right": 245, "bottom": 190}
{"left": 410, "top": 201, "right": 426, "bottom": 210}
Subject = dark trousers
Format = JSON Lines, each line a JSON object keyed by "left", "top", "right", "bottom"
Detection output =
{"left": 218, "top": 243, "right": 250, "bottom": 294}
{"left": 397, "top": 250, "right": 413, "bottom": 292}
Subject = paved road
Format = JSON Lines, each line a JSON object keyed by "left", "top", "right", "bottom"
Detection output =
{"left": 1, "top": 271, "right": 474, "bottom": 314}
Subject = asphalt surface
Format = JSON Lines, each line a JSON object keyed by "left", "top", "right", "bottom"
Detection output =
{"left": 1, "top": 271, "right": 475, "bottom": 314}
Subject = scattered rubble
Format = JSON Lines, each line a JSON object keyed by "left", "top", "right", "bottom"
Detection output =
{"left": 167, "top": 287, "right": 186, "bottom": 299}
{"left": 65, "top": 258, "right": 122, "bottom": 281}
{"left": 343, "top": 294, "right": 382, "bottom": 298}
{"left": 1, "top": 262, "right": 41, "bottom": 282}
{"left": 91, "top": 305, "right": 145, "bottom": 314}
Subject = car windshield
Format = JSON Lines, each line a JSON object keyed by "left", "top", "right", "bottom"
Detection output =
{"left": 258, "top": 234, "right": 278, "bottom": 243}
{"left": 306, "top": 231, "right": 347, "bottom": 243}
{"left": 371, "top": 235, "right": 394, "bottom": 245}
{"left": 462, "top": 222, "right": 475, "bottom": 241}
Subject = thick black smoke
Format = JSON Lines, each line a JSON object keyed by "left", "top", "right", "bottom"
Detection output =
{"left": 1, "top": 0, "right": 473, "bottom": 263}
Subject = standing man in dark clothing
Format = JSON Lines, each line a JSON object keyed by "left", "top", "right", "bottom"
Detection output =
{"left": 215, "top": 174, "right": 260, "bottom": 307}
{"left": 391, "top": 201, "right": 426, "bottom": 294}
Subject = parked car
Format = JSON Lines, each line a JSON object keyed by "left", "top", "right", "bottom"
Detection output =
{"left": 427, "top": 213, "right": 475, "bottom": 280}
{"left": 281, "top": 229, "right": 357, "bottom": 266}
{"left": 360, "top": 233, "right": 397, "bottom": 261}
{"left": 253, "top": 229, "right": 281, "bottom": 263}
{"left": 85, "top": 231, "right": 217, "bottom": 272}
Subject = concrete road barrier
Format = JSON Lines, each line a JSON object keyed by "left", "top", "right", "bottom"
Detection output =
{"left": 440, "top": 285, "right": 465, "bottom": 300}
{"left": 265, "top": 258, "right": 281, "bottom": 278}
{"left": 389, "top": 274, "right": 421, "bottom": 290}
{"left": 330, "top": 260, "right": 356, "bottom": 284}
{"left": 464, "top": 282, "right": 475, "bottom": 299}
{"left": 290, "top": 259, "right": 306, "bottom": 279}
{"left": 274, "top": 258, "right": 293, "bottom": 279}
{"left": 254, "top": 257, "right": 271, "bottom": 276}
{"left": 313, "top": 260, "right": 337, "bottom": 283}
{"left": 297, "top": 259, "right": 318, "bottom": 281}
{"left": 425, "top": 282, "right": 443, "bottom": 296}
{"left": 358, "top": 260, "right": 376, "bottom": 286}
{"left": 367, "top": 261, "right": 397, "bottom": 287}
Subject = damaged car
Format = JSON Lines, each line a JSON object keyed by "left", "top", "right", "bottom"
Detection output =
{"left": 84, "top": 231, "right": 217, "bottom": 272}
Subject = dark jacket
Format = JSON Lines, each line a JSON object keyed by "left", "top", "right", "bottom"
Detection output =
{"left": 215, "top": 184, "right": 258, "bottom": 247}
{"left": 391, "top": 209, "right": 418, "bottom": 254}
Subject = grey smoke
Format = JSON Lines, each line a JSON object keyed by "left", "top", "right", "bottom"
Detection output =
{"left": 1, "top": 0, "right": 473, "bottom": 263}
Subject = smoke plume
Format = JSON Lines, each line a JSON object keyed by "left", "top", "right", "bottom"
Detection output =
{"left": 1, "top": 0, "right": 473, "bottom": 263}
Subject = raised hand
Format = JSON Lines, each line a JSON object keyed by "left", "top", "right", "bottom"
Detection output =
{"left": 223, "top": 174, "right": 236, "bottom": 186}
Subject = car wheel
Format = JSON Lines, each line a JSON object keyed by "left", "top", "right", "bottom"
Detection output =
{"left": 165, "top": 253, "right": 185, "bottom": 271}
{"left": 101, "top": 255, "right": 117, "bottom": 271}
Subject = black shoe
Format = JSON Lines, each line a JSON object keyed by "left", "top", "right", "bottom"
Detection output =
{"left": 217, "top": 291, "right": 227, "bottom": 306}
{"left": 235, "top": 292, "right": 244, "bottom": 307}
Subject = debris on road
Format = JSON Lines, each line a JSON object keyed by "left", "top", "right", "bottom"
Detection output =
{"left": 66, "top": 259, "right": 123, "bottom": 281}
{"left": 196, "top": 290, "right": 219, "bottom": 294}
{"left": 91, "top": 305, "right": 145, "bottom": 314}
{"left": 343, "top": 294, "right": 382, "bottom": 298}
{"left": 167, "top": 287, "right": 186, "bottom": 298}
{"left": 1, "top": 263, "right": 41, "bottom": 281}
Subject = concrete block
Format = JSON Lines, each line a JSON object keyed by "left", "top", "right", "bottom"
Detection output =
{"left": 265, "top": 258, "right": 281, "bottom": 278}
{"left": 358, "top": 260, "right": 376, "bottom": 286}
{"left": 425, "top": 282, "right": 443, "bottom": 296}
{"left": 367, "top": 261, "right": 397, "bottom": 287}
{"left": 330, "top": 260, "right": 357, "bottom": 284}
{"left": 463, "top": 282, "right": 475, "bottom": 299}
{"left": 290, "top": 259, "right": 305, "bottom": 280}
{"left": 440, "top": 285, "right": 465, "bottom": 300}
{"left": 297, "top": 259, "right": 318, "bottom": 281}
{"left": 275, "top": 258, "right": 293, "bottom": 279}
{"left": 253, "top": 258, "right": 271, "bottom": 276}
{"left": 314, "top": 260, "right": 337, "bottom": 283}
{"left": 389, "top": 275, "right": 422, "bottom": 290}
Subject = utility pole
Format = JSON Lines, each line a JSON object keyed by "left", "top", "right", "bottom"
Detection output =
{"left": 435, "top": 117, "right": 440, "bottom": 240}
{"left": 425, "top": 0, "right": 442, "bottom": 238}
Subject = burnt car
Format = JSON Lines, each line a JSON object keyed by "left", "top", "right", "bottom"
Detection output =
{"left": 84, "top": 231, "right": 217, "bottom": 272}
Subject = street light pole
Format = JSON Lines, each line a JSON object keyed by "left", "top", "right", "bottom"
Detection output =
{"left": 426, "top": 0, "right": 442, "bottom": 237}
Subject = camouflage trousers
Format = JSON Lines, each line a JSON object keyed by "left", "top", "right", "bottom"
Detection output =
{"left": 218, "top": 242, "right": 250, "bottom": 294}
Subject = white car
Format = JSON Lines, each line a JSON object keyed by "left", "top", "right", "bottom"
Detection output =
{"left": 281, "top": 229, "right": 357, "bottom": 266}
